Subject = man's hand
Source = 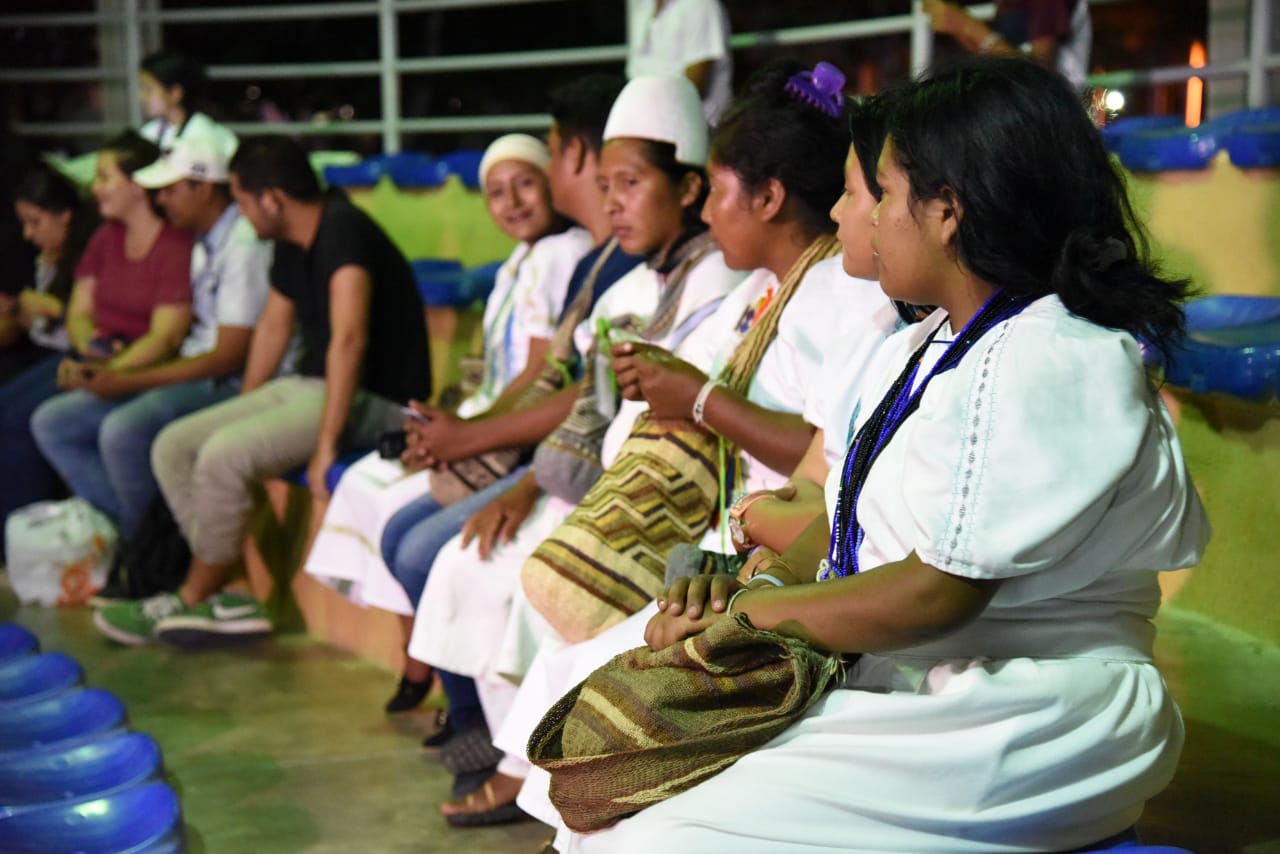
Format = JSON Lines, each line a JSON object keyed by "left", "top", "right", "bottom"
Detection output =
{"left": 611, "top": 341, "right": 708, "bottom": 419}
{"left": 308, "top": 443, "right": 338, "bottom": 504}
{"left": 459, "top": 477, "right": 539, "bottom": 560}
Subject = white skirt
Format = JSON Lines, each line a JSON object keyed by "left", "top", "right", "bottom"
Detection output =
{"left": 303, "top": 452, "right": 429, "bottom": 615}
{"left": 407, "top": 492, "right": 575, "bottom": 680}
{"left": 561, "top": 651, "right": 1183, "bottom": 853}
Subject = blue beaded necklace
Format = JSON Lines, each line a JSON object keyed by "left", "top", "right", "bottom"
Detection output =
{"left": 819, "top": 290, "right": 1035, "bottom": 581}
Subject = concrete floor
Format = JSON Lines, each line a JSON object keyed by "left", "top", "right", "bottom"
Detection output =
{"left": 2, "top": 588, "right": 1277, "bottom": 853}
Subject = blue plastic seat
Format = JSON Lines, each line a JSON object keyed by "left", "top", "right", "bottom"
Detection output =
{"left": 459, "top": 260, "right": 503, "bottom": 306}
{"left": 280, "top": 450, "right": 370, "bottom": 492}
{"left": 1222, "top": 121, "right": 1280, "bottom": 168}
{"left": 0, "top": 624, "right": 38, "bottom": 662}
{"left": 0, "top": 688, "right": 125, "bottom": 752}
{"left": 0, "top": 780, "right": 182, "bottom": 853}
{"left": 1101, "top": 115, "right": 1185, "bottom": 154}
{"left": 1162, "top": 296, "right": 1280, "bottom": 399}
{"left": 322, "top": 159, "right": 384, "bottom": 188}
{"left": 0, "top": 652, "right": 81, "bottom": 705}
{"left": 1115, "top": 125, "right": 1219, "bottom": 172}
{"left": 385, "top": 152, "right": 449, "bottom": 189}
{"left": 441, "top": 149, "right": 485, "bottom": 190}
{"left": 0, "top": 731, "right": 162, "bottom": 812}
{"left": 412, "top": 257, "right": 467, "bottom": 306}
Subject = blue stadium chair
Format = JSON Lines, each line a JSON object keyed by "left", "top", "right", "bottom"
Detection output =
{"left": 0, "top": 653, "right": 81, "bottom": 706}
{"left": 1162, "top": 296, "right": 1280, "bottom": 399}
{"left": 385, "top": 153, "right": 450, "bottom": 189}
{"left": 440, "top": 149, "right": 485, "bottom": 190}
{"left": 0, "top": 625, "right": 38, "bottom": 662}
{"left": 322, "top": 159, "right": 384, "bottom": 188}
{"left": 0, "top": 731, "right": 162, "bottom": 813}
{"left": 0, "top": 688, "right": 125, "bottom": 753}
{"left": 411, "top": 257, "right": 467, "bottom": 306}
{"left": 459, "top": 260, "right": 503, "bottom": 306}
{"left": 0, "top": 780, "right": 182, "bottom": 853}
{"left": 1222, "top": 121, "right": 1280, "bottom": 169}
{"left": 280, "top": 450, "right": 370, "bottom": 493}
{"left": 1114, "top": 125, "right": 1220, "bottom": 172}
{"left": 1101, "top": 115, "right": 1185, "bottom": 154}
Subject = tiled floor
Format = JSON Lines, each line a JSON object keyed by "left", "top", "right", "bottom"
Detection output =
{"left": 3, "top": 588, "right": 1277, "bottom": 853}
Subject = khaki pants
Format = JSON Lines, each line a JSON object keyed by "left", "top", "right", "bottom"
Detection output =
{"left": 151, "top": 376, "right": 403, "bottom": 566}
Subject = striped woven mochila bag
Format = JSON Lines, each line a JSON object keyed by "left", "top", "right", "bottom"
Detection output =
{"left": 526, "top": 612, "right": 842, "bottom": 832}
{"left": 521, "top": 234, "right": 840, "bottom": 643}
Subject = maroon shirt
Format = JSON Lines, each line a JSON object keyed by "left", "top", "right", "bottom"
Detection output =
{"left": 75, "top": 221, "right": 193, "bottom": 341}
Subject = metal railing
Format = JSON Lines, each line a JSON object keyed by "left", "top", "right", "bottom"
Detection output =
{"left": 2, "top": 0, "right": 1275, "bottom": 152}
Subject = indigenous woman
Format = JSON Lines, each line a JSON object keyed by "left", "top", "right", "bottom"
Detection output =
{"left": 584, "top": 57, "right": 1208, "bottom": 853}
{"left": 506, "top": 82, "right": 903, "bottom": 851}
{"left": 410, "top": 74, "right": 745, "bottom": 826}
{"left": 304, "top": 133, "right": 591, "bottom": 713}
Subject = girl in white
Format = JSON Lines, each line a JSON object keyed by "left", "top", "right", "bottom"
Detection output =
{"left": 304, "top": 134, "right": 591, "bottom": 711}
{"left": 574, "top": 57, "right": 1209, "bottom": 853}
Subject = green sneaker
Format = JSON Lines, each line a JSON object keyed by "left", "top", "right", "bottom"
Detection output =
{"left": 93, "top": 593, "right": 188, "bottom": 646}
{"left": 154, "top": 592, "right": 272, "bottom": 647}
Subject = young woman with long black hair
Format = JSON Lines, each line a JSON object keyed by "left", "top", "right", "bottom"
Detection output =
{"left": 590, "top": 56, "right": 1208, "bottom": 854}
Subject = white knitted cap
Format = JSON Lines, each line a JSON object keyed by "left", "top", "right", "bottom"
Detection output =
{"left": 478, "top": 133, "right": 551, "bottom": 186}
{"left": 603, "top": 75, "right": 708, "bottom": 167}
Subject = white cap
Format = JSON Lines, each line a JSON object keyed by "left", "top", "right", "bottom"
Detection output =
{"left": 133, "top": 134, "right": 232, "bottom": 188}
{"left": 603, "top": 76, "right": 708, "bottom": 167}
{"left": 478, "top": 133, "right": 551, "bottom": 187}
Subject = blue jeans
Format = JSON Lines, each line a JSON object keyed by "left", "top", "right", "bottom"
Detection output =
{"left": 0, "top": 353, "right": 64, "bottom": 554}
{"left": 31, "top": 379, "right": 237, "bottom": 540}
{"left": 380, "top": 464, "right": 530, "bottom": 731}
{"left": 380, "top": 464, "right": 531, "bottom": 605}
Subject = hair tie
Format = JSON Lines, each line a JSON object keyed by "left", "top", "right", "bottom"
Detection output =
{"left": 784, "top": 61, "right": 847, "bottom": 119}
{"left": 1094, "top": 236, "right": 1128, "bottom": 272}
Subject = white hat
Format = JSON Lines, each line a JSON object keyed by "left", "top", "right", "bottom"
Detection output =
{"left": 133, "top": 134, "right": 231, "bottom": 188}
{"left": 603, "top": 76, "right": 707, "bottom": 167}
{"left": 478, "top": 133, "right": 551, "bottom": 187}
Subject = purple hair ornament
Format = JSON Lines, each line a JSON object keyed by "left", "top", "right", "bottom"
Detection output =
{"left": 784, "top": 61, "right": 847, "bottom": 119}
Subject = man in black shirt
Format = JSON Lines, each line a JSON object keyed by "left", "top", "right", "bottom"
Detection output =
{"left": 95, "top": 135, "right": 431, "bottom": 647}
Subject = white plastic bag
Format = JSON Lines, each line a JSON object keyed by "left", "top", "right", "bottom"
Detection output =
{"left": 4, "top": 498, "right": 117, "bottom": 606}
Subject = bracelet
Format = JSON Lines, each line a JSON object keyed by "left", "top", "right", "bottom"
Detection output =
{"left": 748, "top": 572, "right": 785, "bottom": 588}
{"left": 978, "top": 30, "right": 1001, "bottom": 54}
{"left": 726, "top": 587, "right": 751, "bottom": 615}
{"left": 691, "top": 379, "right": 722, "bottom": 425}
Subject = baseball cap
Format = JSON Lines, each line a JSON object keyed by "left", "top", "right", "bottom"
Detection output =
{"left": 133, "top": 134, "right": 232, "bottom": 188}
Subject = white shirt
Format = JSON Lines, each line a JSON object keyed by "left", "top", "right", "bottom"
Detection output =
{"left": 26, "top": 258, "right": 70, "bottom": 352}
{"left": 626, "top": 0, "right": 733, "bottom": 124}
{"left": 139, "top": 111, "right": 238, "bottom": 156}
{"left": 179, "top": 205, "right": 273, "bottom": 358}
{"left": 461, "top": 226, "right": 592, "bottom": 418}
{"left": 825, "top": 295, "right": 1209, "bottom": 661}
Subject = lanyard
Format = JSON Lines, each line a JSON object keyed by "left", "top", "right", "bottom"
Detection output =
{"left": 820, "top": 290, "right": 1034, "bottom": 581}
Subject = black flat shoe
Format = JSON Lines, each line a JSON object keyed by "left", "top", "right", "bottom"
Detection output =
{"left": 384, "top": 674, "right": 432, "bottom": 713}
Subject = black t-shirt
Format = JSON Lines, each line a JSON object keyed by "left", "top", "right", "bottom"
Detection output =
{"left": 270, "top": 193, "right": 430, "bottom": 403}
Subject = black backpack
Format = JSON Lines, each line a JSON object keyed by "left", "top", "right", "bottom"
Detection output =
{"left": 102, "top": 495, "right": 191, "bottom": 599}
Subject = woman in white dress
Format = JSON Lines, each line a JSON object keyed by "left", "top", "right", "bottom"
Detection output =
{"left": 572, "top": 56, "right": 1209, "bottom": 853}
{"left": 303, "top": 134, "right": 590, "bottom": 712}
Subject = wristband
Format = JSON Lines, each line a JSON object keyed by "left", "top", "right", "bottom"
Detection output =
{"left": 692, "top": 379, "right": 722, "bottom": 425}
{"left": 978, "top": 30, "right": 1001, "bottom": 54}
{"left": 726, "top": 587, "right": 751, "bottom": 615}
{"left": 748, "top": 572, "right": 785, "bottom": 588}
